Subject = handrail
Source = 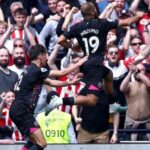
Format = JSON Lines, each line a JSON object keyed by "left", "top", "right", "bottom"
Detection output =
{"left": 110, "top": 129, "right": 150, "bottom": 133}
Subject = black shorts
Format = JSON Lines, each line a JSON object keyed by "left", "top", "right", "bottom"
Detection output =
{"left": 80, "top": 56, "right": 110, "bottom": 81}
{"left": 80, "top": 65, "right": 110, "bottom": 98}
{"left": 9, "top": 102, "right": 40, "bottom": 137}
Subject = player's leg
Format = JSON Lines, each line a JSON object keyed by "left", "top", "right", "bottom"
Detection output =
{"left": 74, "top": 94, "right": 98, "bottom": 106}
{"left": 21, "top": 140, "right": 34, "bottom": 150}
{"left": 45, "top": 91, "right": 99, "bottom": 116}
{"left": 10, "top": 104, "right": 46, "bottom": 150}
{"left": 21, "top": 114, "right": 47, "bottom": 150}
{"left": 29, "top": 128, "right": 47, "bottom": 150}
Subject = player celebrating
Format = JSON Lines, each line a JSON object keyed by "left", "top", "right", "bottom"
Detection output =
{"left": 9, "top": 44, "right": 87, "bottom": 150}
{"left": 45, "top": 2, "right": 144, "bottom": 115}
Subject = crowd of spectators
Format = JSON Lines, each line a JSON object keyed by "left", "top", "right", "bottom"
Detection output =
{"left": 0, "top": 0, "right": 150, "bottom": 144}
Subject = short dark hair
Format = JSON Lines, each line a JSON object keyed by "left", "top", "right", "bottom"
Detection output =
{"left": 0, "top": 47, "right": 10, "bottom": 55}
{"left": 28, "top": 44, "right": 46, "bottom": 61}
{"left": 14, "top": 8, "right": 28, "bottom": 16}
{"left": 81, "top": 2, "right": 97, "bottom": 19}
{"left": 131, "top": 35, "right": 143, "bottom": 42}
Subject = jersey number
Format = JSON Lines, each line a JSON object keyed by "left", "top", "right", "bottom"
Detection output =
{"left": 82, "top": 36, "right": 99, "bottom": 55}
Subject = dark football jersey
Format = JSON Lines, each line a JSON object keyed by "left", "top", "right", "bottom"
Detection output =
{"left": 64, "top": 18, "right": 118, "bottom": 82}
{"left": 63, "top": 18, "right": 118, "bottom": 58}
{"left": 14, "top": 63, "right": 50, "bottom": 107}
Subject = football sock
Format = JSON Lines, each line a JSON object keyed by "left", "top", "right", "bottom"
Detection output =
{"left": 29, "top": 144, "right": 43, "bottom": 150}
{"left": 62, "top": 97, "right": 75, "bottom": 105}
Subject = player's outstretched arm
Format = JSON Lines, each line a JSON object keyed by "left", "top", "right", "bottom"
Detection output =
{"left": 44, "top": 72, "right": 83, "bottom": 87}
{"left": 48, "top": 56, "right": 88, "bottom": 78}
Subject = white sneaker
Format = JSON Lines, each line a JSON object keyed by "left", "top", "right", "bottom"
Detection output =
{"left": 109, "top": 103, "right": 128, "bottom": 113}
{"left": 45, "top": 94, "right": 62, "bottom": 116}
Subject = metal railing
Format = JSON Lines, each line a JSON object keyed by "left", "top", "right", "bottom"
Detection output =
{"left": 110, "top": 128, "right": 150, "bottom": 143}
